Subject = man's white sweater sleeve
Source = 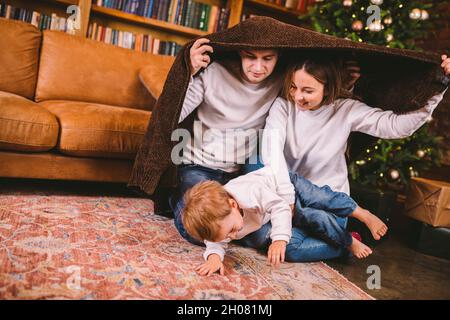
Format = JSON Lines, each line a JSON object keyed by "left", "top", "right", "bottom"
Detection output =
{"left": 349, "top": 89, "right": 447, "bottom": 138}
{"left": 262, "top": 98, "right": 295, "bottom": 205}
{"left": 178, "top": 75, "right": 205, "bottom": 124}
{"left": 203, "top": 239, "right": 229, "bottom": 262}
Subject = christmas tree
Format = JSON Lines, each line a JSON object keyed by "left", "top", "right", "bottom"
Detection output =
{"left": 348, "top": 125, "right": 443, "bottom": 191}
{"left": 307, "top": 0, "right": 435, "bottom": 50}
{"left": 305, "top": 0, "right": 443, "bottom": 191}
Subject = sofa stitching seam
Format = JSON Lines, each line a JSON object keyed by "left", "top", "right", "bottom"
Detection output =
{"left": 0, "top": 117, "right": 58, "bottom": 127}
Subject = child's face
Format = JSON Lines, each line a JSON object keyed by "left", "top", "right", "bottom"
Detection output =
{"left": 239, "top": 49, "right": 279, "bottom": 84}
{"left": 214, "top": 199, "right": 244, "bottom": 242}
{"left": 290, "top": 68, "right": 325, "bottom": 111}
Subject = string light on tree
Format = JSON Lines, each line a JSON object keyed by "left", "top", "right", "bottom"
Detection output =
{"left": 370, "top": 0, "right": 383, "bottom": 5}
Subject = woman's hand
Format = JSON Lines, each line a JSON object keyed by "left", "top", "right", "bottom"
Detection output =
{"left": 267, "top": 240, "right": 287, "bottom": 267}
{"left": 195, "top": 254, "right": 225, "bottom": 276}
{"left": 344, "top": 60, "right": 361, "bottom": 90}
{"left": 189, "top": 38, "right": 214, "bottom": 76}
{"left": 441, "top": 55, "right": 450, "bottom": 76}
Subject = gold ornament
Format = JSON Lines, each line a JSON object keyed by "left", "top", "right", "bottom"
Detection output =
{"left": 383, "top": 16, "right": 392, "bottom": 25}
{"left": 389, "top": 169, "right": 400, "bottom": 180}
{"left": 368, "top": 20, "right": 383, "bottom": 32}
{"left": 420, "top": 10, "right": 429, "bottom": 20}
{"left": 416, "top": 150, "right": 425, "bottom": 158}
{"left": 352, "top": 20, "right": 364, "bottom": 31}
{"left": 343, "top": 0, "right": 353, "bottom": 7}
{"left": 409, "top": 8, "right": 421, "bottom": 20}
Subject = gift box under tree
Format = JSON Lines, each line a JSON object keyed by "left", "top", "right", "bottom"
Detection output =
{"left": 404, "top": 177, "right": 450, "bottom": 227}
{"left": 404, "top": 177, "right": 450, "bottom": 260}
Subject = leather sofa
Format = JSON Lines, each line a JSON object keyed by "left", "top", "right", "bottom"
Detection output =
{"left": 0, "top": 18, "right": 175, "bottom": 183}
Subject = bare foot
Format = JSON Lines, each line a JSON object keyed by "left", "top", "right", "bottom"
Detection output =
{"left": 351, "top": 207, "right": 388, "bottom": 240}
{"left": 348, "top": 236, "right": 372, "bottom": 259}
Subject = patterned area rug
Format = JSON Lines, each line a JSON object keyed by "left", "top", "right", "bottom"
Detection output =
{"left": 0, "top": 190, "right": 373, "bottom": 300}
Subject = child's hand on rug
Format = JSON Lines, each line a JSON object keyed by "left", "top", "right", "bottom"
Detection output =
{"left": 189, "top": 38, "right": 213, "bottom": 76}
{"left": 442, "top": 54, "right": 450, "bottom": 75}
{"left": 267, "top": 240, "right": 287, "bottom": 268}
{"left": 195, "top": 254, "right": 225, "bottom": 276}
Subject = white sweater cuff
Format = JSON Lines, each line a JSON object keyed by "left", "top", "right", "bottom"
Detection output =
{"left": 271, "top": 234, "right": 290, "bottom": 244}
{"left": 203, "top": 249, "right": 225, "bottom": 262}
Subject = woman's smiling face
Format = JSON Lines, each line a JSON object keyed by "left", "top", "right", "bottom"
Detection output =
{"left": 289, "top": 68, "right": 325, "bottom": 111}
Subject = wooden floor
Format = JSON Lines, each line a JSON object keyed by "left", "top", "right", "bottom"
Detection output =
{"left": 326, "top": 234, "right": 450, "bottom": 300}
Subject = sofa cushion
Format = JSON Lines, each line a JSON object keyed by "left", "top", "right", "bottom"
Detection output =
{"left": 139, "top": 62, "right": 173, "bottom": 100}
{"left": 35, "top": 30, "right": 175, "bottom": 111}
{"left": 0, "top": 18, "right": 41, "bottom": 100}
{"left": 40, "top": 100, "right": 151, "bottom": 159}
{"left": 0, "top": 91, "right": 59, "bottom": 152}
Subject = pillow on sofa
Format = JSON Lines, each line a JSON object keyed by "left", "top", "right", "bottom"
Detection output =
{"left": 0, "top": 18, "right": 41, "bottom": 100}
{"left": 0, "top": 91, "right": 59, "bottom": 152}
{"left": 138, "top": 62, "right": 173, "bottom": 100}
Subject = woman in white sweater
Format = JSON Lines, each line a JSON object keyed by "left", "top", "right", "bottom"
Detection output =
{"left": 262, "top": 55, "right": 450, "bottom": 240}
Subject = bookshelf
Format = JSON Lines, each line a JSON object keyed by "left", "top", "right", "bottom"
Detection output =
{"left": 1, "top": 0, "right": 313, "bottom": 55}
{"left": 246, "top": 0, "right": 305, "bottom": 18}
{"left": 90, "top": 4, "right": 208, "bottom": 37}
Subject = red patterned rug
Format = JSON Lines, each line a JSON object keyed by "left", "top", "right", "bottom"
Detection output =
{"left": 0, "top": 188, "right": 373, "bottom": 300}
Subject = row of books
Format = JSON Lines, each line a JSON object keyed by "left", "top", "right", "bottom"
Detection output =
{"left": 260, "top": 0, "right": 315, "bottom": 12}
{"left": 87, "top": 22, "right": 182, "bottom": 56}
{"left": 94, "top": 0, "right": 230, "bottom": 32}
{"left": 0, "top": 3, "right": 76, "bottom": 33}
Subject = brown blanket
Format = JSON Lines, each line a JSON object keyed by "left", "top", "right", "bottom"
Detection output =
{"left": 127, "top": 16, "right": 447, "bottom": 210}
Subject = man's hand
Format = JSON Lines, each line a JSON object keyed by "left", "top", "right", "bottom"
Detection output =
{"left": 344, "top": 60, "right": 361, "bottom": 90}
{"left": 267, "top": 240, "right": 287, "bottom": 267}
{"left": 195, "top": 254, "right": 224, "bottom": 276}
{"left": 189, "top": 38, "right": 213, "bottom": 76}
{"left": 442, "top": 54, "right": 450, "bottom": 76}
{"left": 289, "top": 203, "right": 295, "bottom": 217}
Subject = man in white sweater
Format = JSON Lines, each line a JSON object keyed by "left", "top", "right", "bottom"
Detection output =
{"left": 170, "top": 38, "right": 289, "bottom": 245}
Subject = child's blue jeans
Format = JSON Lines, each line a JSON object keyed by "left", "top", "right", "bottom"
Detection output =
{"left": 289, "top": 172, "right": 356, "bottom": 249}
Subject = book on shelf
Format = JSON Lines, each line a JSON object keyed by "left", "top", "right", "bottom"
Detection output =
{"left": 0, "top": 1, "right": 76, "bottom": 34}
{"left": 87, "top": 21, "right": 182, "bottom": 56}
{"left": 93, "top": 0, "right": 230, "bottom": 32}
